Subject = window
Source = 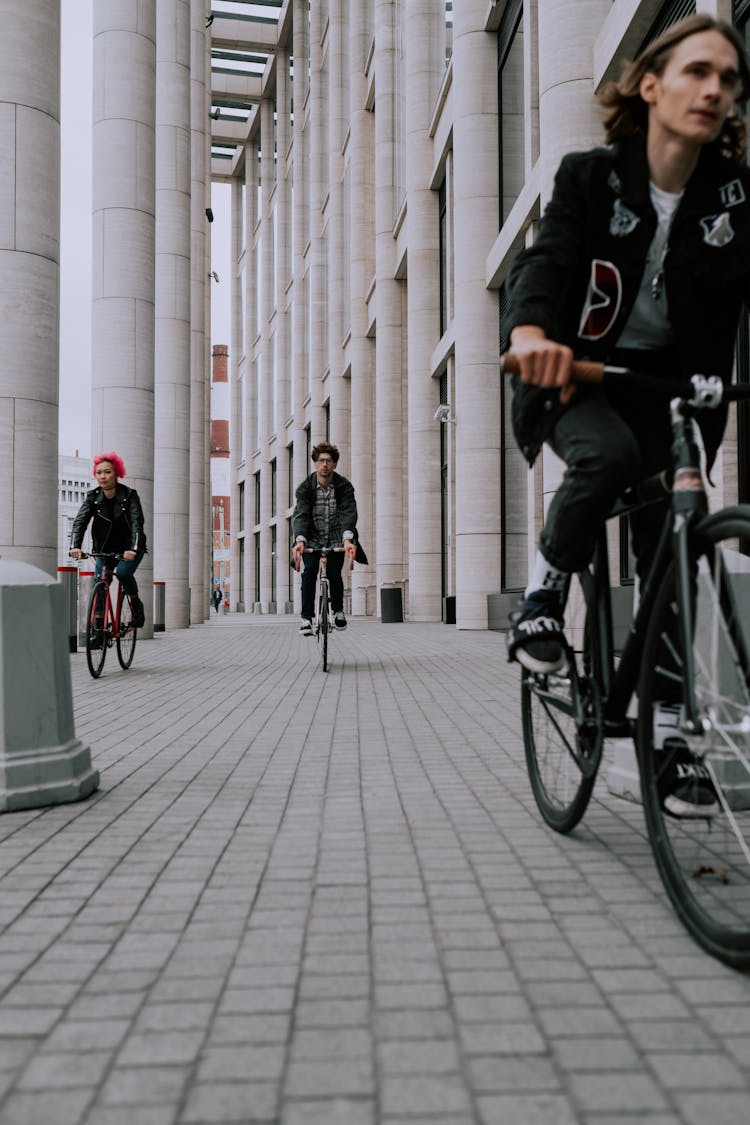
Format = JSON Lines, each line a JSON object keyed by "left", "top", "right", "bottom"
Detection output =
{"left": 238, "top": 481, "right": 245, "bottom": 533}
{"left": 270, "top": 458, "right": 277, "bottom": 516}
{"left": 439, "top": 179, "right": 449, "bottom": 336}
{"left": 254, "top": 471, "right": 261, "bottom": 526}
{"left": 497, "top": 0, "right": 524, "bottom": 226}
{"left": 288, "top": 444, "right": 294, "bottom": 508}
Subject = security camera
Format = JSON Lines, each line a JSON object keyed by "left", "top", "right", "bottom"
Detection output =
{"left": 433, "top": 404, "right": 451, "bottom": 423}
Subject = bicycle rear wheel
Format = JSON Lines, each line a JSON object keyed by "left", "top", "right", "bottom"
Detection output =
{"left": 116, "top": 589, "right": 138, "bottom": 669}
{"left": 318, "top": 582, "right": 329, "bottom": 672}
{"left": 86, "top": 581, "right": 108, "bottom": 679}
{"left": 638, "top": 508, "right": 750, "bottom": 969}
{"left": 522, "top": 569, "right": 604, "bottom": 833}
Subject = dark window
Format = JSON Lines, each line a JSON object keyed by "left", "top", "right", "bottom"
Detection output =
{"left": 238, "top": 481, "right": 245, "bottom": 533}
{"left": 254, "top": 471, "right": 261, "bottom": 526}
{"left": 497, "top": 0, "right": 524, "bottom": 227}
{"left": 641, "top": 0, "right": 696, "bottom": 46}
{"left": 439, "top": 179, "right": 448, "bottom": 336}
{"left": 270, "top": 458, "right": 277, "bottom": 516}
{"left": 288, "top": 444, "right": 294, "bottom": 507}
{"left": 254, "top": 532, "right": 260, "bottom": 602}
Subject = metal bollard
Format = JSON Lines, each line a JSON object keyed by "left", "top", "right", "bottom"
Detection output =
{"left": 77, "top": 570, "right": 95, "bottom": 649}
{"left": 153, "top": 581, "right": 165, "bottom": 633}
{"left": 58, "top": 566, "right": 78, "bottom": 652}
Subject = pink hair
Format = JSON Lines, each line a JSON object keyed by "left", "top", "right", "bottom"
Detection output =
{"left": 93, "top": 451, "right": 127, "bottom": 479}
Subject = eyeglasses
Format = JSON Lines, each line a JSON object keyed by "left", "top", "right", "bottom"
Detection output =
{"left": 316, "top": 457, "right": 335, "bottom": 464}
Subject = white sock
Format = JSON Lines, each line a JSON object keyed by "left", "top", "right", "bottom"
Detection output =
{"left": 525, "top": 552, "right": 568, "bottom": 600}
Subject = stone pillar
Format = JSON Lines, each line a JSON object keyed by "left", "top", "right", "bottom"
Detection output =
{"left": 154, "top": 0, "right": 191, "bottom": 628}
{"left": 452, "top": 0, "right": 500, "bottom": 629}
{"left": 259, "top": 98, "right": 274, "bottom": 610}
{"left": 308, "top": 1, "right": 327, "bottom": 441}
{"left": 189, "top": 0, "right": 208, "bottom": 622}
{"left": 327, "top": 0, "right": 349, "bottom": 451}
{"left": 229, "top": 176, "right": 244, "bottom": 610}
{"left": 0, "top": 2, "right": 60, "bottom": 576}
{"left": 92, "top": 0, "right": 156, "bottom": 635}
{"left": 374, "top": 0, "right": 406, "bottom": 596}
{"left": 405, "top": 0, "right": 442, "bottom": 621}
{"left": 348, "top": 0, "right": 376, "bottom": 616}
{"left": 275, "top": 52, "right": 292, "bottom": 612}
{"left": 290, "top": 1, "right": 310, "bottom": 612}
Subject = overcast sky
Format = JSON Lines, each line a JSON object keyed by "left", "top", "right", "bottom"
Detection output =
{"left": 59, "top": 0, "right": 231, "bottom": 460}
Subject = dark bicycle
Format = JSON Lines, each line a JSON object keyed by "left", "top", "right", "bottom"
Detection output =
{"left": 73, "top": 552, "right": 139, "bottom": 679}
{"left": 301, "top": 546, "right": 349, "bottom": 672}
{"left": 502, "top": 355, "right": 750, "bottom": 970}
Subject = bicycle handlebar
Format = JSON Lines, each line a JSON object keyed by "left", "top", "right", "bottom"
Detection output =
{"left": 69, "top": 551, "right": 128, "bottom": 562}
{"left": 500, "top": 353, "right": 750, "bottom": 408}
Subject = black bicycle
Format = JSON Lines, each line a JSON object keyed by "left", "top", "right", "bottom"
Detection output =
{"left": 502, "top": 355, "right": 750, "bottom": 970}
{"left": 74, "top": 552, "right": 139, "bottom": 678}
{"left": 302, "top": 546, "right": 349, "bottom": 672}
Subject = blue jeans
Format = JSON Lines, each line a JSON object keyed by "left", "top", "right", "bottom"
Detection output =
{"left": 95, "top": 551, "right": 144, "bottom": 598}
{"left": 540, "top": 384, "right": 670, "bottom": 580}
{"left": 301, "top": 551, "right": 345, "bottom": 619}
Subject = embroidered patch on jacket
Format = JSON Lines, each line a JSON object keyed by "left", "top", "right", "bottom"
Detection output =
{"left": 719, "top": 179, "right": 746, "bottom": 208}
{"left": 609, "top": 199, "right": 640, "bottom": 237}
{"left": 608, "top": 170, "right": 622, "bottom": 194}
{"left": 578, "top": 259, "right": 622, "bottom": 340}
{"left": 700, "top": 212, "right": 735, "bottom": 248}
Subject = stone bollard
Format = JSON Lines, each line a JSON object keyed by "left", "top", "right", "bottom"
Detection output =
{"left": 153, "top": 581, "right": 165, "bottom": 633}
{"left": 0, "top": 559, "right": 99, "bottom": 812}
{"left": 58, "top": 566, "right": 78, "bottom": 653}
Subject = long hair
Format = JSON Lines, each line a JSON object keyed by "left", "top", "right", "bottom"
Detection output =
{"left": 93, "top": 451, "right": 127, "bottom": 479}
{"left": 599, "top": 15, "right": 750, "bottom": 161}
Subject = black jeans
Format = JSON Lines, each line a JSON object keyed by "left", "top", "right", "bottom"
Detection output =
{"left": 540, "top": 382, "right": 671, "bottom": 581}
{"left": 301, "top": 551, "right": 345, "bottom": 619}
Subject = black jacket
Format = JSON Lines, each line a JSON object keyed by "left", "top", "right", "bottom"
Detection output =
{"left": 70, "top": 483, "right": 147, "bottom": 555}
{"left": 503, "top": 135, "right": 750, "bottom": 469}
{"left": 292, "top": 471, "right": 368, "bottom": 564}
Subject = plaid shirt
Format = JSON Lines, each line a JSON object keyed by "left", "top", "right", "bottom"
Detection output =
{"left": 307, "top": 484, "right": 342, "bottom": 550}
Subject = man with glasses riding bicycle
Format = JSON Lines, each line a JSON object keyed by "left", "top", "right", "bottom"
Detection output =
{"left": 291, "top": 443, "right": 366, "bottom": 635}
{"left": 503, "top": 15, "right": 750, "bottom": 816}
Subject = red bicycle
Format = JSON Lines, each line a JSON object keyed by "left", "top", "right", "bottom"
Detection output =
{"left": 75, "top": 552, "right": 139, "bottom": 678}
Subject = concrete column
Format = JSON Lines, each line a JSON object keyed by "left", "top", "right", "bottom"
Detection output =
{"left": 452, "top": 0, "right": 500, "bottom": 629}
{"left": 92, "top": 0, "right": 156, "bottom": 635}
{"left": 189, "top": 0, "right": 208, "bottom": 622}
{"left": 229, "top": 175, "right": 244, "bottom": 610}
{"left": 154, "top": 0, "right": 191, "bottom": 629}
{"left": 374, "top": 0, "right": 405, "bottom": 596}
{"left": 405, "top": 0, "right": 442, "bottom": 621}
{"left": 260, "top": 98, "right": 274, "bottom": 609}
{"left": 308, "top": 2, "right": 327, "bottom": 440}
{"left": 327, "top": 0, "right": 349, "bottom": 451}
{"left": 275, "top": 51, "right": 292, "bottom": 611}
{"left": 348, "top": 0, "right": 376, "bottom": 616}
{"left": 0, "top": 1, "right": 60, "bottom": 575}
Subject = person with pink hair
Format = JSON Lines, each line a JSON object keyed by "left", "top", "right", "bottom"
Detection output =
{"left": 69, "top": 452, "right": 148, "bottom": 628}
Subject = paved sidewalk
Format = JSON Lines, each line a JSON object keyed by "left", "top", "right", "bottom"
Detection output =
{"left": 1, "top": 615, "right": 749, "bottom": 1125}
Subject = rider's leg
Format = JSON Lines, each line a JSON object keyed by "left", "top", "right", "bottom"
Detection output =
{"left": 114, "top": 552, "right": 146, "bottom": 625}
{"left": 327, "top": 553, "right": 346, "bottom": 613}
{"left": 300, "top": 553, "right": 320, "bottom": 620}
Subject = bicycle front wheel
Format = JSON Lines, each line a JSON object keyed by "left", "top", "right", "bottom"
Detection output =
{"left": 86, "top": 581, "right": 108, "bottom": 679}
{"left": 638, "top": 507, "right": 750, "bottom": 969}
{"left": 522, "top": 569, "right": 604, "bottom": 833}
{"left": 116, "top": 590, "right": 138, "bottom": 670}
{"left": 318, "top": 582, "right": 329, "bottom": 672}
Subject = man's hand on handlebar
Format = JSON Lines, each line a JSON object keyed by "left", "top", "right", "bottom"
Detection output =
{"left": 343, "top": 539, "right": 356, "bottom": 563}
{"left": 509, "top": 327, "right": 576, "bottom": 405}
{"left": 292, "top": 539, "right": 306, "bottom": 568}
{"left": 69, "top": 548, "right": 83, "bottom": 561}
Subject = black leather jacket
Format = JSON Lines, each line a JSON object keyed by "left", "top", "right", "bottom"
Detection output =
{"left": 70, "top": 483, "right": 147, "bottom": 555}
{"left": 503, "top": 135, "right": 750, "bottom": 469}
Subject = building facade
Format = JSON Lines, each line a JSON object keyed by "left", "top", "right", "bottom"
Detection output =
{"left": 211, "top": 344, "right": 232, "bottom": 607}
{"left": 217, "top": 0, "right": 750, "bottom": 630}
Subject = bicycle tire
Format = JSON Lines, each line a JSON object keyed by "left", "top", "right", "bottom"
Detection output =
{"left": 638, "top": 507, "right": 750, "bottom": 969}
{"left": 522, "top": 569, "right": 604, "bottom": 833}
{"left": 320, "top": 582, "right": 329, "bottom": 672}
{"left": 85, "top": 580, "right": 108, "bottom": 679}
{"left": 116, "top": 589, "right": 138, "bottom": 670}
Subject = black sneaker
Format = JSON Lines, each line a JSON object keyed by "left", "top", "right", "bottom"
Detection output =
{"left": 656, "top": 738, "right": 719, "bottom": 818}
{"left": 507, "top": 591, "right": 566, "bottom": 674}
{"left": 300, "top": 619, "right": 313, "bottom": 636}
{"left": 334, "top": 612, "right": 347, "bottom": 630}
{"left": 131, "top": 597, "right": 146, "bottom": 628}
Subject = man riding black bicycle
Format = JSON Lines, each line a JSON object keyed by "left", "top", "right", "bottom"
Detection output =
{"left": 291, "top": 443, "right": 367, "bottom": 635}
{"left": 503, "top": 16, "right": 750, "bottom": 817}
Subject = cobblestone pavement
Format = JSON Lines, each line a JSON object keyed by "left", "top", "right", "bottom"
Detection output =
{"left": 1, "top": 615, "right": 750, "bottom": 1125}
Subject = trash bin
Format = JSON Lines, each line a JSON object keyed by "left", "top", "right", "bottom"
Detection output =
{"left": 380, "top": 586, "right": 403, "bottom": 623}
